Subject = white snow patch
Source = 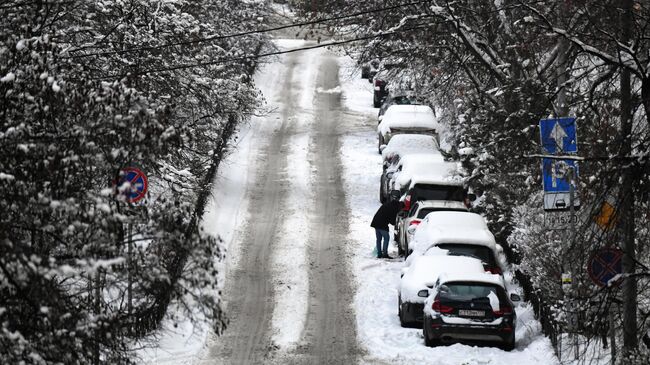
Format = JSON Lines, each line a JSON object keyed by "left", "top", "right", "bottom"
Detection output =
{"left": 1, "top": 72, "right": 15, "bottom": 83}
{"left": 316, "top": 86, "right": 342, "bottom": 94}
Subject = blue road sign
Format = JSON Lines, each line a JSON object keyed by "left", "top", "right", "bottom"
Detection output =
{"left": 588, "top": 248, "right": 623, "bottom": 287}
{"left": 540, "top": 117, "right": 577, "bottom": 154}
{"left": 539, "top": 117, "right": 579, "bottom": 211}
{"left": 116, "top": 167, "right": 148, "bottom": 203}
{"left": 542, "top": 158, "right": 577, "bottom": 193}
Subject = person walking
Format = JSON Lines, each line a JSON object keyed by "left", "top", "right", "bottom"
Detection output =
{"left": 370, "top": 199, "right": 402, "bottom": 258}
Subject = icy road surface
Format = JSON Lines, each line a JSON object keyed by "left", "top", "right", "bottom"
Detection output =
{"left": 201, "top": 40, "right": 360, "bottom": 364}
{"left": 146, "top": 38, "right": 559, "bottom": 365}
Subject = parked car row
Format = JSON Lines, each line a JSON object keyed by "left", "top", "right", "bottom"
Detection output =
{"left": 372, "top": 98, "right": 521, "bottom": 351}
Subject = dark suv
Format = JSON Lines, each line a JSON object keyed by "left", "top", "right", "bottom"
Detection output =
{"left": 423, "top": 277, "right": 517, "bottom": 351}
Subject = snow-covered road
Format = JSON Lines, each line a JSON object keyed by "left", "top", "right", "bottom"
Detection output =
{"left": 199, "top": 40, "right": 360, "bottom": 364}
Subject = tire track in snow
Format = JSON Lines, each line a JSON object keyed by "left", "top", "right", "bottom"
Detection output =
{"left": 202, "top": 51, "right": 300, "bottom": 365}
{"left": 281, "top": 52, "right": 362, "bottom": 364}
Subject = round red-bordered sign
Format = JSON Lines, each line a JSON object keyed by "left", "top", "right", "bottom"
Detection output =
{"left": 116, "top": 167, "right": 148, "bottom": 203}
{"left": 587, "top": 247, "right": 623, "bottom": 287}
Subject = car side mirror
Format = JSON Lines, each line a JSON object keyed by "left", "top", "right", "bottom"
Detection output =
{"left": 510, "top": 293, "right": 522, "bottom": 302}
{"left": 378, "top": 115, "right": 384, "bottom": 122}
{"left": 417, "top": 289, "right": 429, "bottom": 298}
{"left": 379, "top": 144, "right": 387, "bottom": 152}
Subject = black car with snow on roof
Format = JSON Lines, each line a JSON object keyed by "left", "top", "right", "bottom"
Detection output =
{"left": 398, "top": 255, "right": 486, "bottom": 328}
{"left": 422, "top": 271, "right": 520, "bottom": 351}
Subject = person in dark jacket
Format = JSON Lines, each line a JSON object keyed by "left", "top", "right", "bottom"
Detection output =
{"left": 370, "top": 200, "right": 402, "bottom": 258}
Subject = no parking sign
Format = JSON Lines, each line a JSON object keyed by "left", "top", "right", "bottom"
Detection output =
{"left": 587, "top": 247, "right": 623, "bottom": 287}
{"left": 115, "top": 167, "right": 148, "bottom": 203}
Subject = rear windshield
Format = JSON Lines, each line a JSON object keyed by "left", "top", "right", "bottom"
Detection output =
{"left": 436, "top": 244, "right": 496, "bottom": 267}
{"left": 417, "top": 208, "right": 465, "bottom": 219}
{"left": 440, "top": 282, "right": 507, "bottom": 303}
{"left": 412, "top": 184, "right": 464, "bottom": 202}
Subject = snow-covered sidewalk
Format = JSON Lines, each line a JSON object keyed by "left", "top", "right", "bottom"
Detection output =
{"left": 336, "top": 55, "right": 560, "bottom": 365}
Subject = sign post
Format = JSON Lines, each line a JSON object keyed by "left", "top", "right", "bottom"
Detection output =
{"left": 113, "top": 167, "right": 148, "bottom": 335}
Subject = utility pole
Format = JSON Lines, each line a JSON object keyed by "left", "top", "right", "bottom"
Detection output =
{"left": 554, "top": 2, "right": 580, "bottom": 358}
{"left": 619, "top": 0, "right": 638, "bottom": 358}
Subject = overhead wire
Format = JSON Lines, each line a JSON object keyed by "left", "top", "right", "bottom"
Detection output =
{"left": 92, "top": 22, "right": 438, "bottom": 80}
{"left": 68, "top": 0, "right": 433, "bottom": 59}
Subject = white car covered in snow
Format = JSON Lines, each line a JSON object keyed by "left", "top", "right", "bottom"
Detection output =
{"left": 398, "top": 255, "right": 486, "bottom": 327}
{"left": 408, "top": 211, "right": 505, "bottom": 275}
{"left": 387, "top": 156, "right": 462, "bottom": 198}
{"left": 422, "top": 271, "right": 520, "bottom": 350}
{"left": 379, "top": 136, "right": 441, "bottom": 203}
{"left": 395, "top": 200, "right": 468, "bottom": 256}
{"left": 377, "top": 105, "right": 439, "bottom": 153}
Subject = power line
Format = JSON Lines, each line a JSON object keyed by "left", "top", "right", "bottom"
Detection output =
{"left": 93, "top": 23, "right": 436, "bottom": 80}
{"left": 68, "top": 0, "right": 432, "bottom": 59}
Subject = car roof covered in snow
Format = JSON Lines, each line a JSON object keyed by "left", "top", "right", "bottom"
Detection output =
{"left": 392, "top": 157, "right": 461, "bottom": 188}
{"left": 377, "top": 105, "right": 438, "bottom": 135}
{"left": 438, "top": 271, "right": 505, "bottom": 288}
{"left": 399, "top": 255, "right": 486, "bottom": 303}
{"left": 414, "top": 200, "right": 468, "bottom": 211}
{"left": 381, "top": 134, "right": 439, "bottom": 161}
{"left": 411, "top": 211, "right": 495, "bottom": 253}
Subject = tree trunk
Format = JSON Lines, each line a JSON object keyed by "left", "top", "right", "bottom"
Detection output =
{"left": 619, "top": 0, "right": 638, "bottom": 357}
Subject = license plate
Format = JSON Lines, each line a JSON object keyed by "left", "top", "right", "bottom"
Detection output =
{"left": 458, "top": 309, "right": 485, "bottom": 317}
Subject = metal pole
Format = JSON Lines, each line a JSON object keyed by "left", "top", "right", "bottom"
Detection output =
{"left": 610, "top": 306, "right": 617, "bottom": 365}
{"left": 568, "top": 167, "right": 579, "bottom": 359}
{"left": 127, "top": 222, "right": 133, "bottom": 336}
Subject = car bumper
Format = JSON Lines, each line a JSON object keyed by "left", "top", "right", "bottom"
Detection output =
{"left": 423, "top": 315, "right": 514, "bottom": 345}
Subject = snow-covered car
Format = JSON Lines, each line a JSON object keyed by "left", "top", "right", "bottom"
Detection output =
{"left": 395, "top": 200, "right": 468, "bottom": 256}
{"left": 408, "top": 211, "right": 504, "bottom": 275}
{"left": 379, "top": 136, "right": 441, "bottom": 203}
{"left": 382, "top": 153, "right": 447, "bottom": 203}
{"left": 378, "top": 94, "right": 418, "bottom": 120}
{"left": 398, "top": 255, "right": 486, "bottom": 327}
{"left": 377, "top": 105, "right": 438, "bottom": 153}
{"left": 422, "top": 271, "right": 519, "bottom": 350}
{"left": 388, "top": 158, "right": 467, "bottom": 211}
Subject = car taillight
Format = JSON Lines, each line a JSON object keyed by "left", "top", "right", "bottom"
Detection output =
{"left": 486, "top": 266, "right": 502, "bottom": 275}
{"left": 409, "top": 219, "right": 421, "bottom": 226}
{"left": 493, "top": 306, "right": 513, "bottom": 316}
{"left": 403, "top": 195, "right": 411, "bottom": 211}
{"left": 431, "top": 299, "right": 453, "bottom": 314}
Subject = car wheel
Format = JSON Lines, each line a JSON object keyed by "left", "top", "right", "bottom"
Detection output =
{"left": 501, "top": 334, "right": 515, "bottom": 351}
{"left": 423, "top": 318, "right": 437, "bottom": 347}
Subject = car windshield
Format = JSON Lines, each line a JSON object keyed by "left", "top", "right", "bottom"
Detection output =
{"left": 412, "top": 185, "right": 464, "bottom": 202}
{"left": 440, "top": 282, "right": 506, "bottom": 304}
{"left": 435, "top": 244, "right": 496, "bottom": 267}
{"left": 417, "top": 208, "right": 465, "bottom": 219}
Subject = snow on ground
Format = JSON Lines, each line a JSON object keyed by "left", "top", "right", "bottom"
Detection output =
{"left": 337, "top": 54, "right": 560, "bottom": 365}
